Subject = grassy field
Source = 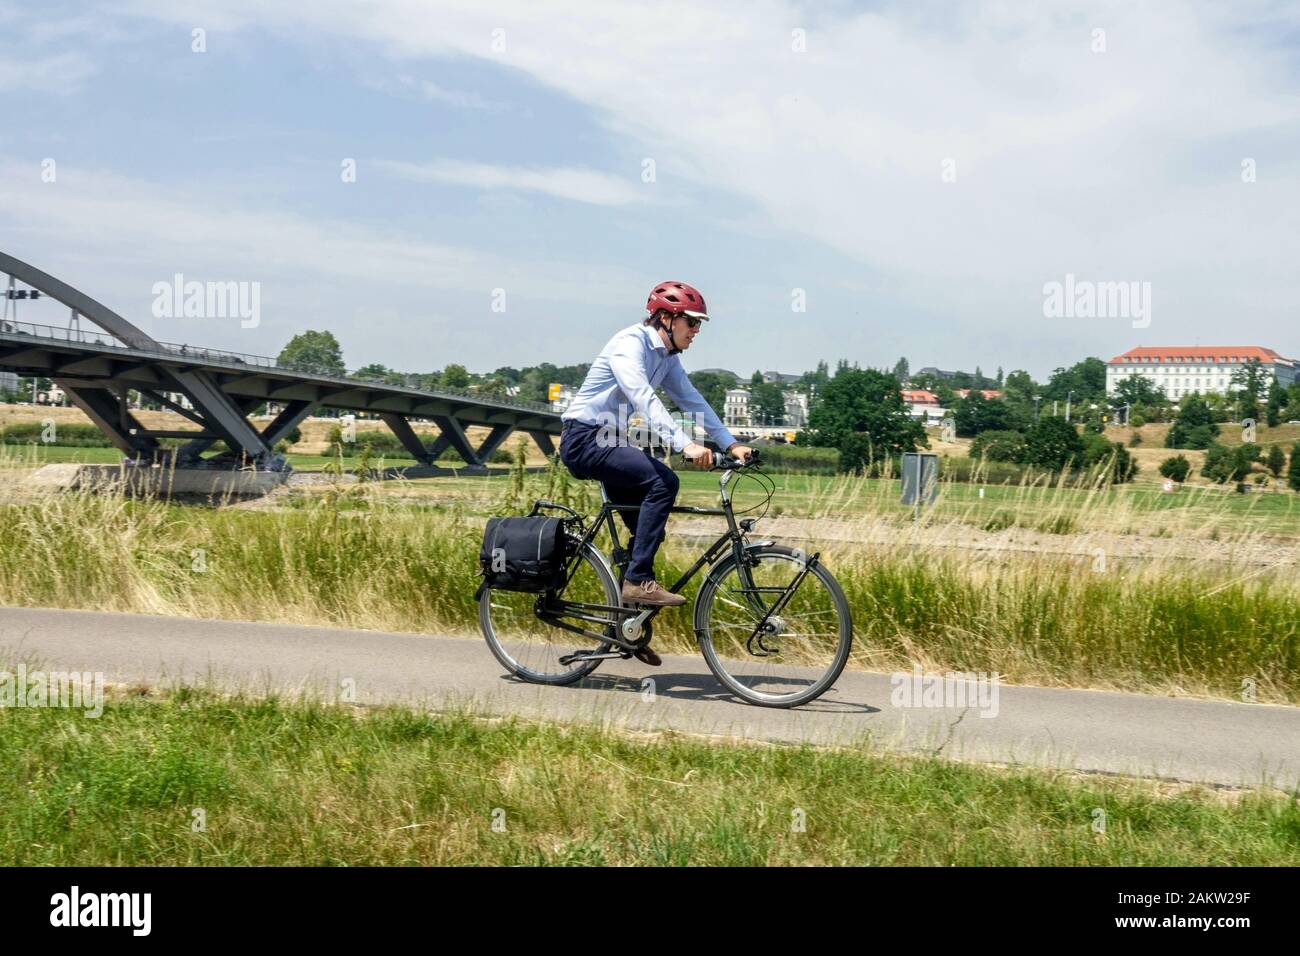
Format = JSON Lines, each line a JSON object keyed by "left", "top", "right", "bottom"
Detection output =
{"left": 1, "top": 455, "right": 1297, "bottom": 703}
{"left": 2, "top": 687, "right": 1296, "bottom": 866}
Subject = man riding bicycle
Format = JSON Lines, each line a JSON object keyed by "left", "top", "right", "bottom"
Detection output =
{"left": 560, "top": 281, "right": 753, "bottom": 663}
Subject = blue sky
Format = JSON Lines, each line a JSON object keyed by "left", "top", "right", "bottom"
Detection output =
{"left": 3, "top": 0, "right": 1299, "bottom": 381}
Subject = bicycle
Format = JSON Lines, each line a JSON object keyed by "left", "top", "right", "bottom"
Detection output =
{"left": 478, "top": 451, "right": 853, "bottom": 708}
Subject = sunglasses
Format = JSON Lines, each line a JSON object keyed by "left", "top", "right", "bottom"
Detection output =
{"left": 680, "top": 315, "right": 704, "bottom": 329}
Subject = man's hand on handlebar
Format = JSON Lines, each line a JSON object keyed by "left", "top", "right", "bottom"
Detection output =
{"left": 682, "top": 442, "right": 759, "bottom": 470}
{"left": 682, "top": 442, "right": 715, "bottom": 469}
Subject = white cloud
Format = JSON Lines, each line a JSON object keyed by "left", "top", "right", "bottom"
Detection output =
{"left": 0, "top": 158, "right": 649, "bottom": 367}
{"left": 109, "top": 0, "right": 1300, "bottom": 353}
{"left": 364, "top": 74, "right": 507, "bottom": 111}
{"left": 0, "top": 51, "right": 95, "bottom": 94}
{"left": 375, "top": 158, "right": 645, "bottom": 206}
{"left": 19, "top": 0, "right": 1294, "bottom": 373}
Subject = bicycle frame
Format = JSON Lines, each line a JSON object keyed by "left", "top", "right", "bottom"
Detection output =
{"left": 530, "top": 467, "right": 805, "bottom": 653}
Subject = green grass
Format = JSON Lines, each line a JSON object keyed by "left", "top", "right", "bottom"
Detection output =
{"left": 12, "top": 441, "right": 1300, "bottom": 539}
{"left": 0, "top": 476, "right": 1297, "bottom": 703}
{"left": 2, "top": 688, "right": 1296, "bottom": 865}
{"left": 0, "top": 443, "right": 506, "bottom": 475}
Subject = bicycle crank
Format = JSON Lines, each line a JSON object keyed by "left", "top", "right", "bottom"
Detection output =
{"left": 558, "top": 649, "right": 628, "bottom": 666}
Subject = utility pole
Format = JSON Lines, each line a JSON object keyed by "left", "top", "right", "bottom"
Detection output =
{"left": 1065, "top": 390, "right": 1074, "bottom": 423}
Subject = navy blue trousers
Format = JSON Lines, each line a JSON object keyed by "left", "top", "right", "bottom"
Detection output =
{"left": 559, "top": 421, "right": 680, "bottom": 584}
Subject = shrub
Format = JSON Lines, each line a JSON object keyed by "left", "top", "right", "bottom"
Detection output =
{"left": 1201, "top": 442, "right": 1255, "bottom": 484}
{"left": 1079, "top": 432, "right": 1137, "bottom": 483}
{"left": 735, "top": 443, "right": 839, "bottom": 474}
{"left": 1019, "top": 417, "right": 1085, "bottom": 471}
{"left": 939, "top": 457, "right": 1049, "bottom": 485}
{"left": 969, "top": 430, "right": 1025, "bottom": 463}
{"left": 0, "top": 422, "right": 113, "bottom": 447}
{"left": 1266, "top": 445, "right": 1286, "bottom": 477}
{"left": 1166, "top": 396, "right": 1219, "bottom": 449}
{"left": 1158, "top": 455, "right": 1191, "bottom": 483}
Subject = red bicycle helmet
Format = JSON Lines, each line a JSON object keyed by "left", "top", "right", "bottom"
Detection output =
{"left": 646, "top": 281, "right": 709, "bottom": 320}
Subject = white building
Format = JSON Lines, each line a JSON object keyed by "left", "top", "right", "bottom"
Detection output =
{"left": 901, "top": 389, "right": 949, "bottom": 423}
{"left": 724, "top": 387, "right": 751, "bottom": 428}
{"left": 783, "top": 391, "right": 809, "bottom": 428}
{"left": 725, "top": 386, "right": 808, "bottom": 428}
{"left": 1106, "top": 346, "right": 1298, "bottom": 401}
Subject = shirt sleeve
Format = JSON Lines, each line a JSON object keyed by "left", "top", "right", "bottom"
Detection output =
{"left": 663, "top": 360, "right": 737, "bottom": 451}
{"left": 608, "top": 338, "right": 692, "bottom": 453}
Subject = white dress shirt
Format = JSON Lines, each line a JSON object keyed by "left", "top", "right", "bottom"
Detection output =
{"left": 562, "top": 323, "right": 737, "bottom": 453}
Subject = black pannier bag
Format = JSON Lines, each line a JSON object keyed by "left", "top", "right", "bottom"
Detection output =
{"left": 478, "top": 515, "right": 570, "bottom": 593}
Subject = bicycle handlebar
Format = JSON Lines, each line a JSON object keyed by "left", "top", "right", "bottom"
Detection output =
{"left": 712, "top": 449, "right": 763, "bottom": 471}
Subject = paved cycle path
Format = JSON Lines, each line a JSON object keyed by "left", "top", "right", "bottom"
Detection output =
{"left": 3, "top": 606, "right": 1297, "bottom": 790}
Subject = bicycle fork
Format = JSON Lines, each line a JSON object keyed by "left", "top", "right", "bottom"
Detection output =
{"left": 739, "top": 551, "right": 820, "bottom": 657}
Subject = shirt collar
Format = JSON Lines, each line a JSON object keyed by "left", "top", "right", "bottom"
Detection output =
{"left": 639, "top": 323, "right": 670, "bottom": 353}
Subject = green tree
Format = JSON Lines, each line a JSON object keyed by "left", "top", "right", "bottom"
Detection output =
{"left": 1289, "top": 442, "right": 1300, "bottom": 492}
{"left": 688, "top": 370, "right": 737, "bottom": 418}
{"left": 1111, "top": 375, "right": 1166, "bottom": 413}
{"left": 476, "top": 377, "right": 510, "bottom": 399}
{"left": 1165, "top": 395, "right": 1219, "bottom": 449}
{"left": 1266, "top": 380, "right": 1285, "bottom": 428}
{"left": 1201, "top": 442, "right": 1256, "bottom": 484}
{"left": 893, "top": 357, "right": 910, "bottom": 383}
{"left": 1266, "top": 444, "right": 1286, "bottom": 477}
{"left": 441, "top": 363, "right": 471, "bottom": 388}
{"left": 1231, "top": 359, "right": 1268, "bottom": 420}
{"left": 1019, "top": 417, "right": 1085, "bottom": 471}
{"left": 1079, "top": 432, "right": 1137, "bottom": 482}
{"left": 1159, "top": 455, "right": 1191, "bottom": 483}
{"left": 801, "top": 360, "right": 830, "bottom": 394}
{"left": 752, "top": 381, "right": 786, "bottom": 425}
{"left": 278, "top": 330, "right": 345, "bottom": 376}
{"left": 953, "top": 392, "right": 1020, "bottom": 437}
{"left": 804, "top": 367, "right": 926, "bottom": 473}
{"left": 1041, "top": 358, "right": 1107, "bottom": 403}
{"left": 969, "top": 430, "right": 1025, "bottom": 463}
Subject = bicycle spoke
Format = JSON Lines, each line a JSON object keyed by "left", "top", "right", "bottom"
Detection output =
{"left": 698, "top": 547, "right": 851, "bottom": 706}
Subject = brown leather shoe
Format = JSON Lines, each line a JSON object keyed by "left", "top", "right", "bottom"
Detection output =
{"left": 621, "top": 579, "right": 686, "bottom": 608}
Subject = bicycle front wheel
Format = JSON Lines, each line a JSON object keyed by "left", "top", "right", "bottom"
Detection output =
{"left": 694, "top": 545, "right": 852, "bottom": 708}
{"left": 479, "top": 537, "right": 620, "bottom": 685}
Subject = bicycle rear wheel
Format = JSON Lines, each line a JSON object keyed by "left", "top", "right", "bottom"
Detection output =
{"left": 479, "top": 537, "right": 620, "bottom": 685}
{"left": 694, "top": 545, "right": 852, "bottom": 707}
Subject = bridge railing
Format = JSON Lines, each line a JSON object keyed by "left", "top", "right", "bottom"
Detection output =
{"left": 0, "top": 318, "right": 557, "bottom": 415}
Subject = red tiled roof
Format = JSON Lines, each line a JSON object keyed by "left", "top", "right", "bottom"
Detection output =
{"left": 1109, "top": 346, "right": 1282, "bottom": 364}
{"left": 956, "top": 389, "right": 1002, "bottom": 399}
{"left": 902, "top": 389, "right": 939, "bottom": 404}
